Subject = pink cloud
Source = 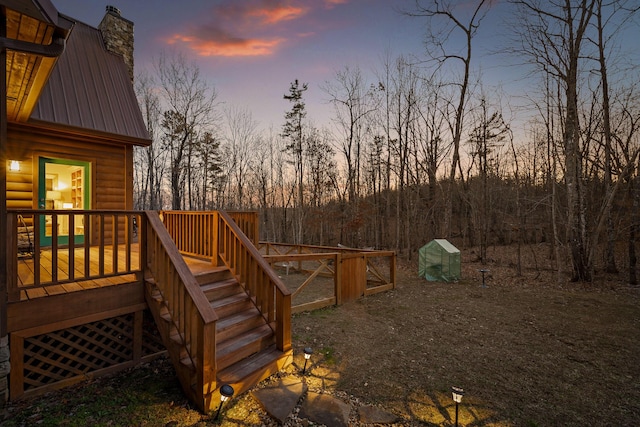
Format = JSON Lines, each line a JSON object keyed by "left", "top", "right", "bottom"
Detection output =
{"left": 324, "top": 0, "right": 348, "bottom": 7}
{"left": 168, "top": 33, "right": 285, "bottom": 57}
{"left": 250, "top": 4, "right": 307, "bottom": 25}
{"left": 165, "top": 1, "right": 313, "bottom": 57}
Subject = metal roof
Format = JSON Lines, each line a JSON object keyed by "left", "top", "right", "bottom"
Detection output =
{"left": 29, "top": 17, "right": 150, "bottom": 145}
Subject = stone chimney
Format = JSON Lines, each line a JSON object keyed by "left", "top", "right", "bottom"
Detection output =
{"left": 98, "top": 5, "right": 134, "bottom": 82}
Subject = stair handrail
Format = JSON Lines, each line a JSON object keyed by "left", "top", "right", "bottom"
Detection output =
{"left": 217, "top": 211, "right": 292, "bottom": 352}
{"left": 143, "top": 211, "right": 218, "bottom": 406}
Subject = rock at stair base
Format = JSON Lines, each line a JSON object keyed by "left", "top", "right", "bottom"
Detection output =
{"left": 358, "top": 405, "right": 399, "bottom": 424}
{"left": 252, "top": 377, "right": 307, "bottom": 423}
{"left": 299, "top": 391, "right": 351, "bottom": 427}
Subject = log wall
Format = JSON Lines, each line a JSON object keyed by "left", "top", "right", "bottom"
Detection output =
{"left": 6, "top": 124, "right": 134, "bottom": 212}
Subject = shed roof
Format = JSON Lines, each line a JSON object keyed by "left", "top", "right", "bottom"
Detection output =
{"left": 432, "top": 239, "right": 460, "bottom": 254}
{"left": 28, "top": 16, "right": 150, "bottom": 145}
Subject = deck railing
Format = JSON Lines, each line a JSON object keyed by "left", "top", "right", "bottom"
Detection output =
{"left": 160, "top": 211, "right": 217, "bottom": 259}
{"left": 143, "top": 211, "right": 218, "bottom": 407}
{"left": 159, "top": 210, "right": 291, "bottom": 353}
{"left": 160, "top": 210, "right": 259, "bottom": 260}
{"left": 7, "top": 210, "right": 142, "bottom": 302}
{"left": 217, "top": 211, "right": 291, "bottom": 352}
{"left": 225, "top": 211, "right": 259, "bottom": 245}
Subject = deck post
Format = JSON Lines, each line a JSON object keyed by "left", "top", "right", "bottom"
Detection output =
{"left": 1, "top": 14, "right": 10, "bottom": 408}
{"left": 212, "top": 211, "right": 219, "bottom": 266}
{"left": 132, "top": 310, "right": 143, "bottom": 363}
{"left": 0, "top": 336, "right": 8, "bottom": 405}
{"left": 139, "top": 213, "right": 148, "bottom": 277}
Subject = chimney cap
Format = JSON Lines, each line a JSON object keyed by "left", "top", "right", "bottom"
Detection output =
{"left": 106, "top": 5, "right": 121, "bottom": 15}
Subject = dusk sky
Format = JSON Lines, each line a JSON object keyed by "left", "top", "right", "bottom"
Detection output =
{"left": 50, "top": 0, "right": 638, "bottom": 134}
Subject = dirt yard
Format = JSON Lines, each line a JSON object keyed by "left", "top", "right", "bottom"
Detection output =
{"left": 4, "top": 244, "right": 640, "bottom": 426}
{"left": 289, "top": 245, "right": 640, "bottom": 426}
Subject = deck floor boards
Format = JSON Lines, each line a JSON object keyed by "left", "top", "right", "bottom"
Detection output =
{"left": 14, "top": 245, "right": 216, "bottom": 302}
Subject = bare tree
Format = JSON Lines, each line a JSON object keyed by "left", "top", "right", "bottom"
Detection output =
{"left": 511, "top": 0, "right": 597, "bottom": 281}
{"left": 193, "top": 131, "right": 222, "bottom": 209}
{"left": 589, "top": 0, "right": 640, "bottom": 272}
{"left": 155, "top": 52, "right": 218, "bottom": 210}
{"left": 322, "top": 65, "right": 379, "bottom": 203}
{"left": 414, "top": 74, "right": 448, "bottom": 237}
{"left": 410, "top": 0, "right": 493, "bottom": 237}
{"left": 468, "top": 97, "right": 509, "bottom": 263}
{"left": 305, "top": 127, "right": 337, "bottom": 244}
{"left": 134, "top": 72, "right": 165, "bottom": 209}
{"left": 282, "top": 80, "right": 308, "bottom": 243}
{"left": 222, "top": 106, "right": 259, "bottom": 208}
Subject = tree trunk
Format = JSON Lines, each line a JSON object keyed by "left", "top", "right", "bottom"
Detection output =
{"left": 630, "top": 176, "right": 639, "bottom": 285}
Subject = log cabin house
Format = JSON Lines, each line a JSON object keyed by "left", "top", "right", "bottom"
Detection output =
{"left": 1, "top": 1, "right": 292, "bottom": 412}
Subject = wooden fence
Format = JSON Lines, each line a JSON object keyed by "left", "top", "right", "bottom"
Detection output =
{"left": 260, "top": 242, "right": 396, "bottom": 313}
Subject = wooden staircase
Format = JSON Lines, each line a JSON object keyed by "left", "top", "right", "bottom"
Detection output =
{"left": 199, "top": 266, "right": 291, "bottom": 388}
{"left": 142, "top": 210, "right": 292, "bottom": 413}
{"left": 145, "top": 264, "right": 293, "bottom": 412}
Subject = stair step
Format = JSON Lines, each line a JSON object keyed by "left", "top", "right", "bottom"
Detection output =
{"left": 217, "top": 345, "right": 285, "bottom": 385}
{"left": 216, "top": 308, "right": 264, "bottom": 342}
{"left": 194, "top": 266, "right": 233, "bottom": 285}
{"left": 211, "top": 293, "right": 253, "bottom": 317}
{"left": 159, "top": 306, "right": 172, "bottom": 323}
{"left": 201, "top": 278, "right": 242, "bottom": 300}
{"left": 216, "top": 324, "right": 275, "bottom": 371}
{"left": 180, "top": 355, "right": 194, "bottom": 370}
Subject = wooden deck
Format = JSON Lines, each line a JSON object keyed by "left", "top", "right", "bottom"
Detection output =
{"left": 15, "top": 244, "right": 214, "bottom": 301}
{"left": 6, "top": 210, "right": 293, "bottom": 410}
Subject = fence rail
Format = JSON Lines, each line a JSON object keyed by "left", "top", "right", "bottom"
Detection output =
{"left": 260, "top": 242, "right": 396, "bottom": 313}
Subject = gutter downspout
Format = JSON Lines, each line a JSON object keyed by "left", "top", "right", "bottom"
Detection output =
{"left": 0, "top": 9, "right": 68, "bottom": 406}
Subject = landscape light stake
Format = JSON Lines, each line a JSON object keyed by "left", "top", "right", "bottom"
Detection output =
{"left": 303, "top": 347, "right": 313, "bottom": 375}
{"left": 479, "top": 269, "right": 489, "bottom": 288}
{"left": 451, "top": 386, "right": 464, "bottom": 427}
{"left": 215, "top": 384, "right": 234, "bottom": 421}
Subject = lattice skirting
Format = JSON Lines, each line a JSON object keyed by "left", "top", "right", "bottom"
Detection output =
{"left": 10, "top": 310, "right": 166, "bottom": 399}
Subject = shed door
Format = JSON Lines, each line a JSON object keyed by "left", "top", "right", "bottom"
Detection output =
{"left": 38, "top": 157, "right": 91, "bottom": 246}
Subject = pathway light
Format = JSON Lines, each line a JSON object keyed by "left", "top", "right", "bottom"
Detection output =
{"left": 303, "top": 347, "right": 313, "bottom": 375}
{"left": 215, "top": 384, "right": 234, "bottom": 421}
{"left": 451, "top": 386, "right": 464, "bottom": 427}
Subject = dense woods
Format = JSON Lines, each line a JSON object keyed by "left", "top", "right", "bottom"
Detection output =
{"left": 132, "top": 0, "right": 640, "bottom": 282}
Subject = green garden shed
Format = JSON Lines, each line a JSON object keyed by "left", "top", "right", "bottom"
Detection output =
{"left": 418, "top": 239, "right": 461, "bottom": 282}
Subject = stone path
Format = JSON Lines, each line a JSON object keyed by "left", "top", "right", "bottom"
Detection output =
{"left": 251, "top": 376, "right": 399, "bottom": 426}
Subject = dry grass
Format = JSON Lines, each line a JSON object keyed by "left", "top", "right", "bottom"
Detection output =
{"left": 291, "top": 245, "right": 640, "bottom": 426}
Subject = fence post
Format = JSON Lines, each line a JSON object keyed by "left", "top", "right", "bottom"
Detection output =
{"left": 335, "top": 253, "right": 342, "bottom": 306}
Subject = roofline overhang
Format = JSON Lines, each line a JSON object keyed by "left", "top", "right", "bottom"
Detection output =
{"left": 17, "top": 120, "right": 153, "bottom": 147}
{"left": 0, "top": 0, "right": 59, "bottom": 25}
{"left": 0, "top": 7, "right": 72, "bottom": 56}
